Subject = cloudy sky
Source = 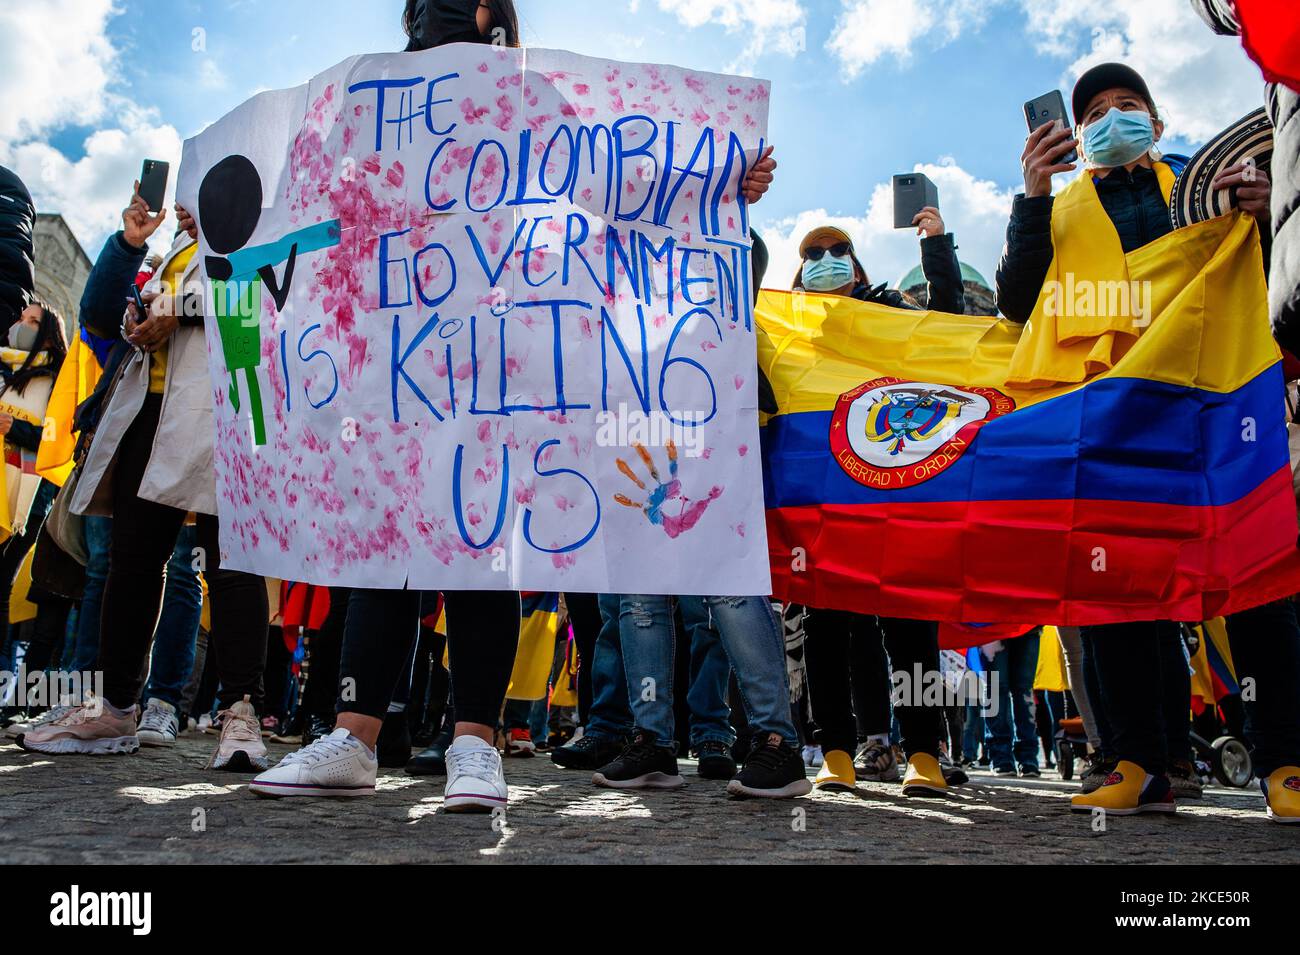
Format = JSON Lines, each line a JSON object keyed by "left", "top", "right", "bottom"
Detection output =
{"left": 0, "top": 0, "right": 1269, "bottom": 291}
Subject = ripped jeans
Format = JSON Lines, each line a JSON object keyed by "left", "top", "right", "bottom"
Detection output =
{"left": 617, "top": 594, "right": 797, "bottom": 752}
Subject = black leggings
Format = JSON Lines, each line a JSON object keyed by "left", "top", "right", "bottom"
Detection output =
{"left": 304, "top": 586, "right": 349, "bottom": 720}
{"left": 565, "top": 592, "right": 602, "bottom": 726}
{"left": 337, "top": 588, "right": 520, "bottom": 725}
{"left": 1080, "top": 621, "right": 1190, "bottom": 775}
{"left": 802, "top": 609, "right": 943, "bottom": 758}
{"left": 97, "top": 393, "right": 269, "bottom": 713}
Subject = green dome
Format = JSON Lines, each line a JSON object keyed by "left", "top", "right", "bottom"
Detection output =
{"left": 897, "top": 261, "right": 992, "bottom": 291}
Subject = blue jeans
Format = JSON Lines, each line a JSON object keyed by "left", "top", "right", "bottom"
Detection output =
{"left": 982, "top": 631, "right": 1040, "bottom": 772}
{"left": 684, "top": 600, "right": 734, "bottom": 748}
{"left": 141, "top": 525, "right": 204, "bottom": 710}
{"left": 68, "top": 515, "right": 113, "bottom": 673}
{"left": 585, "top": 593, "right": 634, "bottom": 740}
{"left": 962, "top": 701, "right": 984, "bottom": 761}
{"left": 618, "top": 594, "right": 797, "bottom": 752}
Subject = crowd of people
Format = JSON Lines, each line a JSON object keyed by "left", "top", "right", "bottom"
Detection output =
{"left": 1, "top": 0, "right": 1299, "bottom": 827}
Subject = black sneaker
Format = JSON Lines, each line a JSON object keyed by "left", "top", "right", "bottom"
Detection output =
{"left": 1020, "top": 764, "right": 1041, "bottom": 778}
{"left": 303, "top": 714, "right": 334, "bottom": 748}
{"left": 938, "top": 750, "right": 968, "bottom": 786}
{"left": 376, "top": 711, "right": 412, "bottom": 768}
{"left": 1168, "top": 759, "right": 1204, "bottom": 800}
{"left": 406, "top": 724, "right": 454, "bottom": 776}
{"left": 995, "top": 766, "right": 1018, "bottom": 777}
{"left": 727, "top": 733, "right": 813, "bottom": 799}
{"left": 551, "top": 732, "right": 626, "bottom": 770}
{"left": 695, "top": 740, "right": 738, "bottom": 780}
{"left": 1080, "top": 754, "right": 1118, "bottom": 794}
{"left": 592, "top": 730, "right": 686, "bottom": 790}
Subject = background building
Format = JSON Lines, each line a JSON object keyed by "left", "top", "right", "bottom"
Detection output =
{"left": 897, "top": 261, "right": 998, "bottom": 316}
{"left": 33, "top": 213, "right": 91, "bottom": 339}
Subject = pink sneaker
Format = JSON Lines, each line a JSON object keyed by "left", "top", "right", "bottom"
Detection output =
{"left": 207, "top": 695, "right": 269, "bottom": 772}
{"left": 17, "top": 700, "right": 139, "bottom": 755}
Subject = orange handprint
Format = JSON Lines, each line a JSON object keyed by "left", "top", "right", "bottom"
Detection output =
{"left": 614, "top": 441, "right": 723, "bottom": 539}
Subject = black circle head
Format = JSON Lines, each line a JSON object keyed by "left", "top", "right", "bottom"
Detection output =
{"left": 198, "top": 155, "right": 263, "bottom": 255}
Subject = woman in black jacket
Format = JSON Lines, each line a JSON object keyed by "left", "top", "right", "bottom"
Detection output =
{"left": 793, "top": 213, "right": 965, "bottom": 314}
{"left": 791, "top": 221, "right": 963, "bottom": 797}
{"left": 993, "top": 61, "right": 1297, "bottom": 819}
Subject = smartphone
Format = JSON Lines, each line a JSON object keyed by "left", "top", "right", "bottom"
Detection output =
{"left": 1024, "top": 91, "right": 1078, "bottom": 164}
{"left": 138, "top": 159, "right": 170, "bottom": 213}
{"left": 129, "top": 282, "right": 148, "bottom": 325}
{"left": 893, "top": 173, "right": 940, "bottom": 230}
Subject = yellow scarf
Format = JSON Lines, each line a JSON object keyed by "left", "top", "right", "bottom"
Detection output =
{"left": 1007, "top": 162, "right": 1177, "bottom": 388}
{"left": 35, "top": 335, "right": 103, "bottom": 486}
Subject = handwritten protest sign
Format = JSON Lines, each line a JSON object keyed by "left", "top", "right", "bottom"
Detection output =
{"left": 176, "top": 45, "right": 772, "bottom": 594}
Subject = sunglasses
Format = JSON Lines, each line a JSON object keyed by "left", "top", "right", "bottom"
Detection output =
{"left": 803, "top": 242, "right": 852, "bottom": 261}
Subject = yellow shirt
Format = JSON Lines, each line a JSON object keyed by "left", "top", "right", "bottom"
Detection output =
{"left": 149, "top": 244, "right": 197, "bottom": 394}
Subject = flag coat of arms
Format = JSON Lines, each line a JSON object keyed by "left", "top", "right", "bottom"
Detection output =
{"left": 758, "top": 212, "right": 1300, "bottom": 626}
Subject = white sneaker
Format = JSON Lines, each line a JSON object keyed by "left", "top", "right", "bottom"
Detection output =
{"left": 137, "top": 698, "right": 179, "bottom": 747}
{"left": 207, "top": 695, "right": 269, "bottom": 772}
{"left": 802, "top": 745, "right": 824, "bottom": 768}
{"left": 4, "top": 705, "right": 74, "bottom": 739}
{"left": 248, "top": 728, "right": 377, "bottom": 798}
{"left": 444, "top": 735, "right": 508, "bottom": 813}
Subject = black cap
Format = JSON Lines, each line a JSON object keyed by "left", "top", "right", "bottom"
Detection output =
{"left": 1071, "top": 63, "right": 1153, "bottom": 127}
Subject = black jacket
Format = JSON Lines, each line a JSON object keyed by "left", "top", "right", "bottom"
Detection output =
{"left": 914, "top": 232, "right": 966, "bottom": 314}
{"left": 995, "top": 165, "right": 1174, "bottom": 323}
{"left": 0, "top": 165, "right": 35, "bottom": 326}
{"left": 847, "top": 232, "right": 965, "bottom": 314}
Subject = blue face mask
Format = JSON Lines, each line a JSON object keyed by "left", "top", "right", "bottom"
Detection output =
{"left": 1081, "top": 107, "right": 1155, "bottom": 169}
{"left": 802, "top": 253, "right": 855, "bottom": 292}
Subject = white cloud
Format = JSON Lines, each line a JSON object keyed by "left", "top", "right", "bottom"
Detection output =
{"left": 5, "top": 107, "right": 184, "bottom": 258}
{"left": 0, "top": 0, "right": 183, "bottom": 256}
{"left": 197, "top": 57, "right": 229, "bottom": 91}
{"left": 827, "top": 0, "right": 991, "bottom": 79}
{"left": 1019, "top": 0, "right": 1266, "bottom": 143}
{"left": 756, "top": 158, "right": 1017, "bottom": 297}
{"left": 0, "top": 0, "right": 116, "bottom": 143}
{"left": 655, "top": 0, "right": 808, "bottom": 70}
{"left": 826, "top": 0, "right": 1264, "bottom": 143}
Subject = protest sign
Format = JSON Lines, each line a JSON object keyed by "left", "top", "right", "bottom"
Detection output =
{"left": 177, "top": 45, "right": 771, "bottom": 593}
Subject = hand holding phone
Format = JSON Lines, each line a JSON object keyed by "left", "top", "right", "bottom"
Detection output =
{"left": 893, "top": 173, "right": 939, "bottom": 230}
{"left": 127, "top": 283, "right": 148, "bottom": 336}
{"left": 1022, "top": 91, "right": 1079, "bottom": 198}
{"left": 138, "top": 159, "right": 170, "bottom": 213}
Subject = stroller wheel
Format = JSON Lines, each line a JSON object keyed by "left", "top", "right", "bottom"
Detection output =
{"left": 1211, "top": 735, "right": 1252, "bottom": 788}
{"left": 1056, "top": 740, "right": 1074, "bottom": 780}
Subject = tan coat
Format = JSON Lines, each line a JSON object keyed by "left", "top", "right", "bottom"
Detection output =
{"left": 70, "top": 233, "right": 217, "bottom": 517}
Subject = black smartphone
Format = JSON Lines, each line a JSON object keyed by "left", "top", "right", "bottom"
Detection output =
{"left": 138, "top": 159, "right": 170, "bottom": 213}
{"left": 130, "top": 282, "right": 148, "bottom": 325}
{"left": 1024, "top": 91, "right": 1078, "bottom": 164}
{"left": 892, "top": 173, "right": 939, "bottom": 230}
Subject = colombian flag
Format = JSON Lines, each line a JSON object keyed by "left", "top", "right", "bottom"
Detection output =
{"left": 1190, "top": 617, "right": 1239, "bottom": 714}
{"left": 758, "top": 212, "right": 1300, "bottom": 626}
{"left": 505, "top": 592, "right": 561, "bottom": 701}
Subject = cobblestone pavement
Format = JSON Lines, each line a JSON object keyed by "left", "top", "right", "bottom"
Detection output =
{"left": 3, "top": 734, "right": 1299, "bottom": 864}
